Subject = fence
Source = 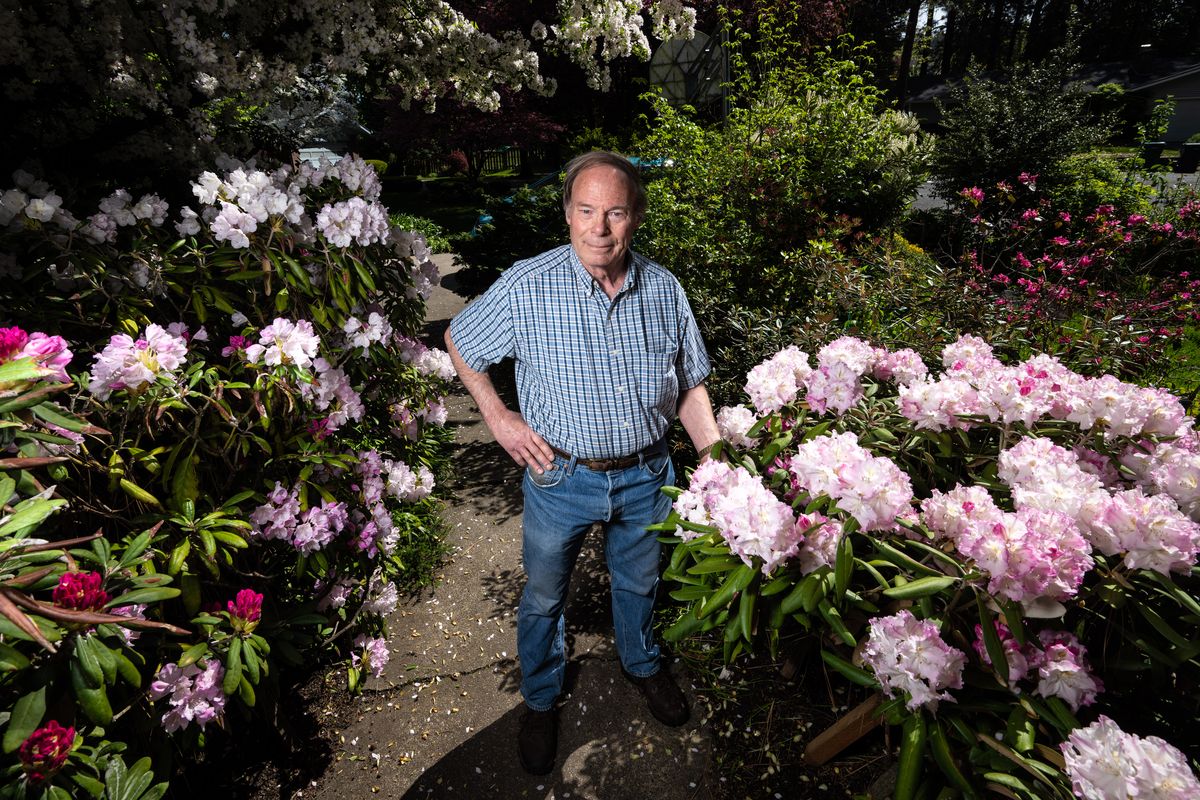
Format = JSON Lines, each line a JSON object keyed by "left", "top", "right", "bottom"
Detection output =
{"left": 399, "top": 146, "right": 556, "bottom": 177}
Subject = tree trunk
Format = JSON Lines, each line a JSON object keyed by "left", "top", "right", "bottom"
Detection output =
{"left": 942, "top": 4, "right": 958, "bottom": 76}
{"left": 897, "top": 0, "right": 923, "bottom": 102}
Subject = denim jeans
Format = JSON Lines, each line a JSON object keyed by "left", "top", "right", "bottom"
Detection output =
{"left": 517, "top": 448, "right": 675, "bottom": 711}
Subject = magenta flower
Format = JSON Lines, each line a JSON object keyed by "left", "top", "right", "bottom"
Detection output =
{"left": 959, "top": 186, "right": 985, "bottom": 206}
{"left": 227, "top": 588, "right": 263, "bottom": 635}
{"left": 18, "top": 721, "right": 75, "bottom": 783}
{"left": 52, "top": 571, "right": 108, "bottom": 611}
{"left": 221, "top": 335, "right": 249, "bottom": 358}
{"left": 0, "top": 326, "right": 29, "bottom": 361}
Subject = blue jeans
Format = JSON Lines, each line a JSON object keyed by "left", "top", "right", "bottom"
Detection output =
{"left": 517, "top": 448, "right": 675, "bottom": 711}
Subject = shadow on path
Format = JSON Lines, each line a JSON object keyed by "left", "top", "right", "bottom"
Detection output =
{"left": 402, "top": 657, "right": 710, "bottom": 800}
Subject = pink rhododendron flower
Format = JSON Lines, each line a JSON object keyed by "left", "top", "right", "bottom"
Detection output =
{"left": 222, "top": 335, "right": 249, "bottom": 358}
{"left": 244, "top": 318, "right": 320, "bottom": 369}
{"left": 897, "top": 377, "right": 981, "bottom": 431}
{"left": 227, "top": 588, "right": 263, "bottom": 635}
{"left": 149, "top": 660, "right": 226, "bottom": 732}
{"left": 352, "top": 635, "right": 390, "bottom": 678}
{"left": 795, "top": 513, "right": 843, "bottom": 575}
{"left": 816, "top": 336, "right": 878, "bottom": 375}
{"left": 788, "top": 432, "right": 913, "bottom": 532}
{"left": 671, "top": 460, "right": 805, "bottom": 574}
{"left": 743, "top": 345, "right": 812, "bottom": 414}
{"left": 959, "top": 186, "right": 984, "bottom": 205}
{"left": 872, "top": 348, "right": 927, "bottom": 385}
{"left": 298, "top": 357, "right": 364, "bottom": 432}
{"left": 861, "top": 610, "right": 965, "bottom": 711}
{"left": 1062, "top": 715, "right": 1200, "bottom": 800}
{"left": 18, "top": 721, "right": 75, "bottom": 783}
{"left": 52, "top": 571, "right": 108, "bottom": 611}
{"left": 716, "top": 404, "right": 758, "bottom": 449}
{"left": 803, "top": 361, "right": 862, "bottom": 416}
{"left": 1033, "top": 630, "right": 1102, "bottom": 711}
{"left": 0, "top": 326, "right": 29, "bottom": 360}
{"left": 384, "top": 459, "right": 435, "bottom": 502}
{"left": 19, "top": 333, "right": 73, "bottom": 383}
{"left": 88, "top": 323, "right": 188, "bottom": 400}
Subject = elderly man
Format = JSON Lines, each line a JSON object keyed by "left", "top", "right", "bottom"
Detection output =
{"left": 445, "top": 150, "right": 720, "bottom": 775}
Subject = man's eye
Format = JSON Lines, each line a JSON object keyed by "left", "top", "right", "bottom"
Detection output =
{"left": 608, "top": 211, "right": 627, "bottom": 222}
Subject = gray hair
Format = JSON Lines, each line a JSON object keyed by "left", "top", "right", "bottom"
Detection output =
{"left": 561, "top": 151, "right": 647, "bottom": 222}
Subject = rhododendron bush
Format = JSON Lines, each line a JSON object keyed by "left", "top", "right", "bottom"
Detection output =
{"left": 0, "top": 157, "right": 455, "bottom": 796}
{"left": 655, "top": 334, "right": 1200, "bottom": 799}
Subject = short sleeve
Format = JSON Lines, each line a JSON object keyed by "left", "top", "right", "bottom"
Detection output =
{"left": 674, "top": 285, "right": 711, "bottom": 390}
{"left": 448, "top": 275, "right": 516, "bottom": 372}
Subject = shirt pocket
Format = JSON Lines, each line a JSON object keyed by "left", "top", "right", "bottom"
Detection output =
{"left": 634, "top": 351, "right": 679, "bottom": 412}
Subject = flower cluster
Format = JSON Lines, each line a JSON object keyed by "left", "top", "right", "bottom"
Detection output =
{"left": 715, "top": 404, "right": 759, "bottom": 449}
{"left": 87, "top": 323, "right": 189, "bottom": 400}
{"left": 316, "top": 196, "right": 390, "bottom": 248}
{"left": 672, "top": 459, "right": 806, "bottom": 575}
{"left": 389, "top": 398, "right": 448, "bottom": 440}
{"left": 351, "top": 634, "right": 390, "bottom": 679}
{"left": 861, "top": 610, "right": 966, "bottom": 711}
{"left": 148, "top": 660, "right": 226, "bottom": 733}
{"left": 395, "top": 335, "right": 456, "bottom": 381}
{"left": 249, "top": 482, "right": 352, "bottom": 555}
{"left": 972, "top": 623, "right": 1102, "bottom": 710}
{"left": 922, "top": 484, "right": 1093, "bottom": 603}
{"left": 1061, "top": 715, "right": 1200, "bottom": 799}
{"left": 51, "top": 571, "right": 109, "bottom": 611}
{"left": 899, "top": 336, "right": 1190, "bottom": 436}
{"left": 244, "top": 318, "right": 320, "bottom": 369}
{"left": 788, "top": 432, "right": 914, "bottom": 532}
{"left": 342, "top": 312, "right": 393, "bottom": 354}
{"left": 999, "top": 436, "right": 1200, "bottom": 576}
{"left": 298, "top": 357, "right": 364, "bottom": 434}
{"left": 0, "top": 326, "right": 73, "bottom": 383}
{"left": 18, "top": 721, "right": 75, "bottom": 783}
{"left": 227, "top": 588, "right": 264, "bottom": 635}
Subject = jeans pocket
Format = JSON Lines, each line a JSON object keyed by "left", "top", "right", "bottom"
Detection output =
{"left": 641, "top": 451, "right": 671, "bottom": 479}
{"left": 526, "top": 461, "right": 566, "bottom": 489}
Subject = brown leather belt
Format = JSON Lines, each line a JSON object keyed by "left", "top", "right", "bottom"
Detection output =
{"left": 550, "top": 445, "right": 654, "bottom": 472}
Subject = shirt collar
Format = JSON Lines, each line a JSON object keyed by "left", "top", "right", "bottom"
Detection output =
{"left": 567, "top": 246, "right": 639, "bottom": 298}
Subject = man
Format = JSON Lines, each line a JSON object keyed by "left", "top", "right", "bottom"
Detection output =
{"left": 445, "top": 151, "right": 720, "bottom": 775}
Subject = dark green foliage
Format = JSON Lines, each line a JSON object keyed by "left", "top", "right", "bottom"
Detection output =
{"left": 451, "top": 184, "right": 567, "bottom": 298}
{"left": 933, "top": 57, "right": 1113, "bottom": 200}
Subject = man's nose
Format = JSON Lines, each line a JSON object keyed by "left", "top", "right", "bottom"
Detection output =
{"left": 590, "top": 213, "right": 609, "bottom": 234}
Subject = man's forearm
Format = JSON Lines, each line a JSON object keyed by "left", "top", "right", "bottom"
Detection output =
{"left": 677, "top": 382, "right": 720, "bottom": 456}
{"left": 444, "top": 328, "right": 509, "bottom": 426}
{"left": 444, "top": 327, "right": 554, "bottom": 470}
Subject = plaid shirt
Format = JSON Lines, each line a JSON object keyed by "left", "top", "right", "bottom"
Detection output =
{"left": 449, "top": 244, "right": 711, "bottom": 459}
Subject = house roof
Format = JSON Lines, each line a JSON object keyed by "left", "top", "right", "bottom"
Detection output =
{"left": 905, "top": 58, "right": 1200, "bottom": 105}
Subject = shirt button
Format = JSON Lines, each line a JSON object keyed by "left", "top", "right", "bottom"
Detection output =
{"left": 615, "top": 386, "right": 625, "bottom": 394}
{"left": 609, "top": 349, "right": 617, "bottom": 356}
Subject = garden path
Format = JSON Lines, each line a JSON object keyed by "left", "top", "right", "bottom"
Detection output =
{"left": 300, "top": 254, "right": 715, "bottom": 800}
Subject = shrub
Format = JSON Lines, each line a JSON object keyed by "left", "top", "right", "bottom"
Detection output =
{"left": 0, "top": 156, "right": 455, "bottom": 795}
{"left": 933, "top": 56, "right": 1112, "bottom": 202}
{"left": 659, "top": 334, "right": 1200, "bottom": 797}
{"left": 451, "top": 183, "right": 566, "bottom": 299}
{"left": 1047, "top": 152, "right": 1154, "bottom": 218}
{"left": 391, "top": 212, "right": 451, "bottom": 253}
{"left": 636, "top": 38, "right": 931, "bottom": 312}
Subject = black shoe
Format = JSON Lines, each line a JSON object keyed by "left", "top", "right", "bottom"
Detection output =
{"left": 518, "top": 706, "right": 557, "bottom": 775}
{"left": 624, "top": 667, "right": 690, "bottom": 727}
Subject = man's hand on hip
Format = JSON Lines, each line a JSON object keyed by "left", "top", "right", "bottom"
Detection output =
{"left": 492, "top": 409, "right": 555, "bottom": 473}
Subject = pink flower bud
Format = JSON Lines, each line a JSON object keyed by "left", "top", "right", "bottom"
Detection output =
{"left": 52, "top": 571, "right": 108, "bottom": 611}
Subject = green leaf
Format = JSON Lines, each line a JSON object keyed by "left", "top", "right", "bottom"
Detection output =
{"left": 0, "top": 642, "right": 30, "bottom": 672}
{"left": 2, "top": 685, "right": 46, "bottom": 753}
{"left": 895, "top": 712, "right": 927, "bottom": 800}
{"left": 882, "top": 575, "right": 958, "bottom": 599}
{"left": 818, "top": 599, "right": 855, "bottom": 646}
{"left": 978, "top": 595, "right": 1010, "bottom": 686}
{"left": 833, "top": 531, "right": 854, "bottom": 602}
{"left": 0, "top": 358, "right": 49, "bottom": 385}
{"left": 222, "top": 638, "right": 243, "bottom": 696}
{"left": 104, "top": 587, "right": 180, "bottom": 608}
{"left": 178, "top": 641, "right": 209, "bottom": 668}
{"left": 0, "top": 496, "right": 67, "bottom": 537}
{"left": 117, "top": 529, "right": 155, "bottom": 571}
{"left": 819, "top": 649, "right": 877, "bottom": 687}
{"left": 119, "top": 479, "right": 161, "bottom": 507}
{"left": 687, "top": 555, "right": 743, "bottom": 574}
{"left": 698, "top": 564, "right": 755, "bottom": 619}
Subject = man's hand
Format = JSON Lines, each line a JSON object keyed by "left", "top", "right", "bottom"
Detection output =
{"left": 490, "top": 409, "right": 555, "bottom": 473}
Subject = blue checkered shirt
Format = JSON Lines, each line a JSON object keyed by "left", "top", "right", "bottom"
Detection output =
{"left": 449, "top": 244, "right": 711, "bottom": 460}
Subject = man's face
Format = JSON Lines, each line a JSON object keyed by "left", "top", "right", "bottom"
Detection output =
{"left": 565, "top": 165, "right": 640, "bottom": 276}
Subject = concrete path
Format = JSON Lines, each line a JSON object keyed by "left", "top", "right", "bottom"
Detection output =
{"left": 301, "top": 254, "right": 715, "bottom": 800}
